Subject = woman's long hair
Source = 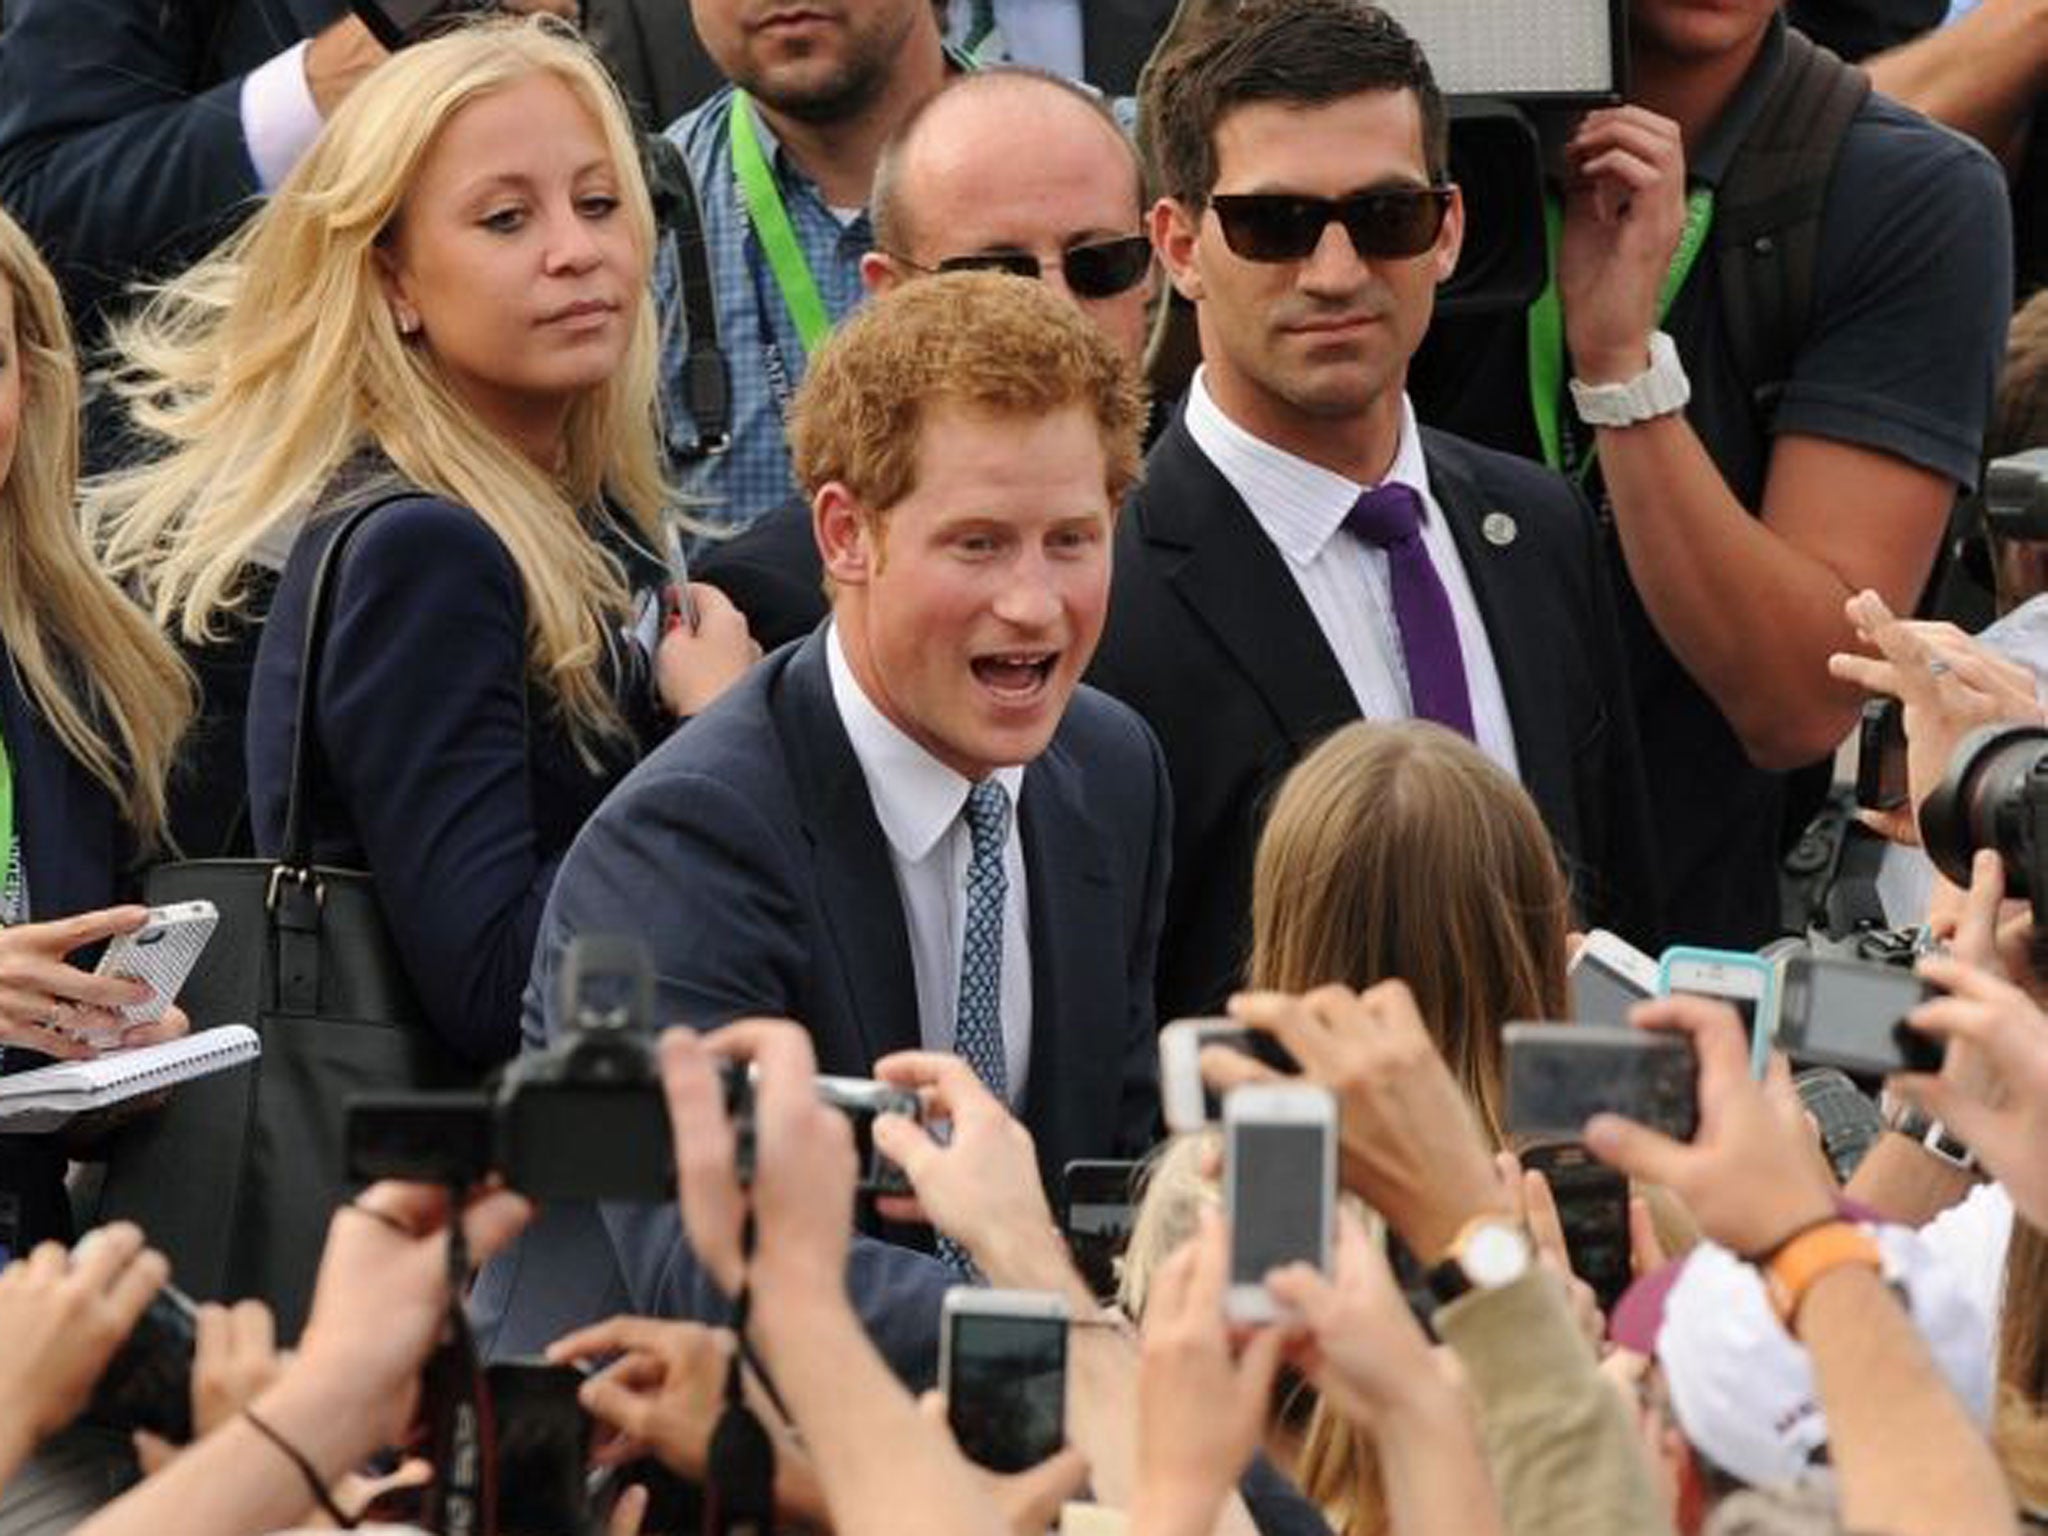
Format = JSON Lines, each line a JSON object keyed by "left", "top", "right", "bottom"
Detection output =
{"left": 0, "top": 208, "right": 193, "bottom": 847}
{"left": 1247, "top": 720, "right": 1573, "bottom": 1145}
{"left": 86, "top": 17, "right": 669, "bottom": 752}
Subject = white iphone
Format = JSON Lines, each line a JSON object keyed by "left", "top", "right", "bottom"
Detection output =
{"left": 1569, "top": 929, "right": 1660, "bottom": 1026}
{"left": 1159, "top": 1016, "right": 1300, "bottom": 1134}
{"left": 77, "top": 900, "right": 218, "bottom": 1039}
{"left": 1223, "top": 1082, "right": 1336, "bottom": 1324}
{"left": 938, "top": 1287, "right": 1069, "bottom": 1473}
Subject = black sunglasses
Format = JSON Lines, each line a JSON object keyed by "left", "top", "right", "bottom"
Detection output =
{"left": 892, "top": 234, "right": 1154, "bottom": 298}
{"left": 1208, "top": 187, "right": 1454, "bottom": 263}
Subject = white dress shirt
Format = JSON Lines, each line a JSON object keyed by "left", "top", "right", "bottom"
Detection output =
{"left": 827, "top": 624, "right": 1032, "bottom": 1103}
{"left": 945, "top": 0, "right": 1086, "bottom": 80}
{"left": 1182, "top": 368, "right": 1520, "bottom": 777}
{"left": 239, "top": 42, "right": 325, "bottom": 193}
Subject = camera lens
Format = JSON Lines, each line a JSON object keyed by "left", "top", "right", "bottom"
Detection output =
{"left": 1919, "top": 723, "right": 2048, "bottom": 895}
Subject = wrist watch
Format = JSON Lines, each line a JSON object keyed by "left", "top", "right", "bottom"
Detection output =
{"left": 1762, "top": 1220, "right": 1883, "bottom": 1332}
{"left": 1881, "top": 1093, "right": 1979, "bottom": 1173}
{"left": 1425, "top": 1214, "right": 1533, "bottom": 1305}
{"left": 1568, "top": 330, "right": 1692, "bottom": 428}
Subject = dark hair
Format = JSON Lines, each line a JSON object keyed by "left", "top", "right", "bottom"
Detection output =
{"left": 870, "top": 66, "right": 1145, "bottom": 255}
{"left": 1140, "top": 0, "right": 1449, "bottom": 208}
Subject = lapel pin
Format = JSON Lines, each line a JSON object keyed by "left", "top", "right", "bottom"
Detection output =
{"left": 1481, "top": 511, "right": 1518, "bottom": 548}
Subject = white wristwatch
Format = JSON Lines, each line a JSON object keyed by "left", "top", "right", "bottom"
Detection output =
{"left": 1569, "top": 330, "right": 1691, "bottom": 429}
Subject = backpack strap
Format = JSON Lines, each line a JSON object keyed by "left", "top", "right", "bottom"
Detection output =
{"left": 641, "top": 130, "right": 732, "bottom": 464}
{"left": 1713, "top": 27, "right": 1871, "bottom": 418}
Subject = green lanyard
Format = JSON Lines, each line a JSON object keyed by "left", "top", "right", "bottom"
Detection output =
{"left": 728, "top": 93, "right": 834, "bottom": 359}
{"left": 0, "top": 727, "right": 15, "bottom": 917}
{"left": 1526, "top": 185, "right": 1715, "bottom": 482}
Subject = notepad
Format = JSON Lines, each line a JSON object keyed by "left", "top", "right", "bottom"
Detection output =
{"left": 0, "top": 1025, "right": 260, "bottom": 1134}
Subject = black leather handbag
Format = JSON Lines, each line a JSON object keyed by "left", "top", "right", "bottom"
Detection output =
{"left": 86, "top": 493, "right": 469, "bottom": 1339}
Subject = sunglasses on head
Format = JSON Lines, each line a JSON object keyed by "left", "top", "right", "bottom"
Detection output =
{"left": 1208, "top": 187, "right": 1454, "bottom": 263}
{"left": 895, "top": 234, "right": 1155, "bottom": 298}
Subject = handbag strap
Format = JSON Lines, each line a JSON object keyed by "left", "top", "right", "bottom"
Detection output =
{"left": 276, "top": 489, "right": 424, "bottom": 877}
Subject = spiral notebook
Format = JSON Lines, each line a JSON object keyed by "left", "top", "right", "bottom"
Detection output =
{"left": 0, "top": 1025, "right": 260, "bottom": 1134}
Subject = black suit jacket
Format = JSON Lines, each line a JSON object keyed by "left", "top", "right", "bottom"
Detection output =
{"left": 475, "top": 629, "right": 1170, "bottom": 1381}
{"left": 0, "top": 0, "right": 347, "bottom": 325}
{"left": 1088, "top": 416, "right": 1662, "bottom": 1021}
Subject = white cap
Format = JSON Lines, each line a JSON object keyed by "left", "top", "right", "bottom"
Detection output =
{"left": 1655, "top": 1223, "right": 1995, "bottom": 1489}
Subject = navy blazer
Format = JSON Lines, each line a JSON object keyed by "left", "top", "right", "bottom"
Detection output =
{"left": 473, "top": 627, "right": 1171, "bottom": 1382}
{"left": 247, "top": 495, "right": 655, "bottom": 1064}
{"left": 1089, "top": 415, "right": 1664, "bottom": 1021}
{"left": 0, "top": 0, "right": 346, "bottom": 323}
{"left": 0, "top": 652, "right": 132, "bottom": 1254}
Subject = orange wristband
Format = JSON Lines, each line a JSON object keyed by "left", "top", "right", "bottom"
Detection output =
{"left": 1763, "top": 1221, "right": 1881, "bottom": 1331}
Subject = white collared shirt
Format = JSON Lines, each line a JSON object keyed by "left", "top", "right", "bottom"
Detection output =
{"left": 1183, "top": 369, "right": 1519, "bottom": 777}
{"left": 826, "top": 624, "right": 1032, "bottom": 1103}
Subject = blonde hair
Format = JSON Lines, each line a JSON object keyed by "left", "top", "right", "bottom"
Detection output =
{"left": 0, "top": 208, "right": 193, "bottom": 846}
{"left": 788, "top": 269, "right": 1147, "bottom": 516}
{"left": 86, "top": 16, "right": 668, "bottom": 750}
{"left": 1248, "top": 721, "right": 1572, "bottom": 1145}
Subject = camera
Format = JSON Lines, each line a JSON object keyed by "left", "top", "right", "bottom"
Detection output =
{"left": 1920, "top": 722, "right": 2048, "bottom": 924}
{"left": 84, "top": 1278, "right": 198, "bottom": 1442}
{"left": 346, "top": 936, "right": 920, "bottom": 1200}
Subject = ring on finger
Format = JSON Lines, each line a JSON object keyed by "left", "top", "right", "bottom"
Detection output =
{"left": 1928, "top": 657, "right": 1953, "bottom": 678}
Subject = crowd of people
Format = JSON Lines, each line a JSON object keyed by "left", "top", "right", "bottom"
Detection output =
{"left": 1, "top": 0, "right": 2047, "bottom": 1530}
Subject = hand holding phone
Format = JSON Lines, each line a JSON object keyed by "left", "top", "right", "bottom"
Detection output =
{"left": 1159, "top": 1016, "right": 1300, "bottom": 1132}
{"left": 1579, "top": 998, "right": 1838, "bottom": 1259}
{"left": 75, "top": 900, "right": 217, "bottom": 1042}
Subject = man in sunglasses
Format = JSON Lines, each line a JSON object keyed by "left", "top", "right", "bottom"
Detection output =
{"left": 1088, "top": 0, "right": 1663, "bottom": 1021}
{"left": 1411, "top": 0, "right": 2012, "bottom": 950}
{"left": 697, "top": 65, "right": 1154, "bottom": 645}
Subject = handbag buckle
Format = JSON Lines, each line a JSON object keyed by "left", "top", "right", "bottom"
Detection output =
{"left": 265, "top": 865, "right": 324, "bottom": 914}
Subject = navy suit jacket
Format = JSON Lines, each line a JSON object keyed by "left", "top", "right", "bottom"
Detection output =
{"left": 472, "top": 628, "right": 1171, "bottom": 1382}
{"left": 1088, "top": 415, "right": 1664, "bottom": 1021}
{"left": 0, "top": 0, "right": 346, "bottom": 323}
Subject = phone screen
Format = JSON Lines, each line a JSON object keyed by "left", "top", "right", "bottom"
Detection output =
{"left": 946, "top": 1313, "right": 1067, "bottom": 1473}
{"left": 1229, "top": 1121, "right": 1328, "bottom": 1286}
{"left": 1505, "top": 1027, "right": 1699, "bottom": 1142}
{"left": 488, "top": 1362, "right": 591, "bottom": 1536}
{"left": 1062, "top": 1162, "right": 1138, "bottom": 1302}
{"left": 1571, "top": 954, "right": 1650, "bottom": 1026}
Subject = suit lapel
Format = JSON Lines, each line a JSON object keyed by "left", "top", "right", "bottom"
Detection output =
{"left": 775, "top": 636, "right": 922, "bottom": 1066}
{"left": 1422, "top": 431, "right": 1574, "bottom": 817}
{"left": 1138, "top": 418, "right": 1359, "bottom": 749}
{"left": 1017, "top": 737, "right": 1119, "bottom": 1180}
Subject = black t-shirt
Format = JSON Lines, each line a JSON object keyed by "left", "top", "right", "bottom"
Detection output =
{"left": 1412, "top": 21, "right": 2011, "bottom": 946}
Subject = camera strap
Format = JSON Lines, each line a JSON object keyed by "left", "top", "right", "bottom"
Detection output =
{"left": 420, "top": 1199, "right": 497, "bottom": 1536}
{"left": 704, "top": 1207, "right": 775, "bottom": 1535}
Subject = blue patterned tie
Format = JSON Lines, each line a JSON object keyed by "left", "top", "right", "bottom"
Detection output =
{"left": 953, "top": 778, "right": 1011, "bottom": 1101}
{"left": 939, "top": 779, "right": 1011, "bottom": 1279}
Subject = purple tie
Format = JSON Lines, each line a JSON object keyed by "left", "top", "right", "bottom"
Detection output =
{"left": 1344, "top": 482, "right": 1477, "bottom": 739}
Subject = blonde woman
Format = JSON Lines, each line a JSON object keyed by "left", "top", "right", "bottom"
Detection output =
{"left": 1249, "top": 719, "right": 1574, "bottom": 1145}
{"left": 0, "top": 207, "right": 195, "bottom": 1254}
{"left": 89, "top": 18, "right": 757, "bottom": 1064}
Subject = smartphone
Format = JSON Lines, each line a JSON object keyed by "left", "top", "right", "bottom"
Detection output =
{"left": 658, "top": 507, "right": 700, "bottom": 633}
{"left": 1504, "top": 1023, "right": 1699, "bottom": 1143}
{"left": 84, "top": 1274, "right": 197, "bottom": 1443}
{"left": 1223, "top": 1082, "right": 1336, "bottom": 1324}
{"left": 1777, "top": 955, "right": 1944, "bottom": 1076}
{"left": 1159, "top": 1016, "right": 1301, "bottom": 1133}
{"left": 1569, "top": 929, "right": 1660, "bottom": 1026}
{"left": 1062, "top": 1159, "right": 1140, "bottom": 1303}
{"left": 1519, "top": 1141, "right": 1631, "bottom": 1313}
{"left": 1856, "top": 697, "right": 1908, "bottom": 812}
{"left": 940, "top": 1288, "right": 1069, "bottom": 1473}
{"left": 1659, "top": 946, "right": 1776, "bottom": 1076}
{"left": 814, "top": 1076, "right": 920, "bottom": 1196}
{"left": 347, "top": 0, "right": 494, "bottom": 48}
{"left": 77, "top": 900, "right": 218, "bottom": 1038}
{"left": 487, "top": 1360, "right": 592, "bottom": 1536}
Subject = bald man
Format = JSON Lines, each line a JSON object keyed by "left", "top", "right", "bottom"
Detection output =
{"left": 695, "top": 67, "right": 1155, "bottom": 648}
